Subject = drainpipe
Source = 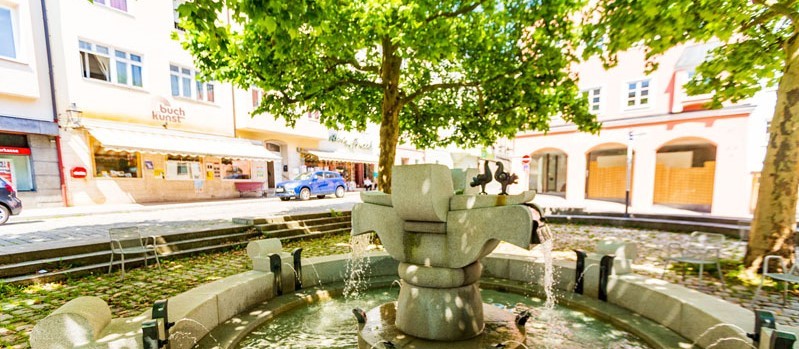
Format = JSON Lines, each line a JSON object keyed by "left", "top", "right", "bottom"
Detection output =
{"left": 40, "top": 0, "right": 69, "bottom": 207}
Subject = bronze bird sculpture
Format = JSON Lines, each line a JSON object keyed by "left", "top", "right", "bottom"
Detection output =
{"left": 494, "top": 161, "right": 518, "bottom": 195}
{"left": 469, "top": 160, "right": 492, "bottom": 195}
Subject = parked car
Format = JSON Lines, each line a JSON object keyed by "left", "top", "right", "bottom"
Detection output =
{"left": 275, "top": 171, "right": 347, "bottom": 201}
{"left": 0, "top": 177, "right": 22, "bottom": 225}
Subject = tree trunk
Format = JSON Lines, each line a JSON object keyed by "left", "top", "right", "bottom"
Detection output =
{"left": 377, "top": 38, "right": 403, "bottom": 193}
{"left": 744, "top": 38, "right": 799, "bottom": 273}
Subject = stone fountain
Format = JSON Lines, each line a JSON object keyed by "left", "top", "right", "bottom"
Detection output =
{"left": 351, "top": 164, "right": 546, "bottom": 348}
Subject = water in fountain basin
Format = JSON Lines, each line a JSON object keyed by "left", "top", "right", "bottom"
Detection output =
{"left": 343, "top": 234, "right": 372, "bottom": 299}
{"left": 237, "top": 288, "right": 650, "bottom": 349}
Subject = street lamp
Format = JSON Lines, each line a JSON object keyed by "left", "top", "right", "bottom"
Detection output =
{"left": 64, "top": 103, "right": 83, "bottom": 129}
{"left": 625, "top": 130, "right": 645, "bottom": 217}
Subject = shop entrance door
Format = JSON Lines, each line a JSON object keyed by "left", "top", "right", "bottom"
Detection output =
{"left": 267, "top": 162, "right": 275, "bottom": 188}
{"left": 355, "top": 163, "right": 364, "bottom": 187}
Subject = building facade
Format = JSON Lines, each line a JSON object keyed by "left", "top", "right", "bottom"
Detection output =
{"left": 234, "top": 89, "right": 381, "bottom": 189}
{"left": 30, "top": 0, "right": 529, "bottom": 207}
{"left": 0, "top": 0, "right": 62, "bottom": 208}
{"left": 511, "top": 43, "right": 775, "bottom": 216}
{"left": 46, "top": 0, "right": 280, "bottom": 205}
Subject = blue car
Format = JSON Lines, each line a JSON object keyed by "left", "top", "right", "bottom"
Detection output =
{"left": 275, "top": 171, "right": 347, "bottom": 201}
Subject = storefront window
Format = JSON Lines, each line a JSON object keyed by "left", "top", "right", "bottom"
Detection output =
{"left": 0, "top": 134, "right": 34, "bottom": 190}
{"left": 222, "top": 158, "right": 251, "bottom": 179}
{"left": 166, "top": 155, "right": 201, "bottom": 180}
{"left": 94, "top": 149, "right": 140, "bottom": 178}
{"left": 0, "top": 156, "right": 33, "bottom": 191}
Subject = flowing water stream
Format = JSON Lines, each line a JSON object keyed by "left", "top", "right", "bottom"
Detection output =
{"left": 343, "top": 234, "right": 372, "bottom": 299}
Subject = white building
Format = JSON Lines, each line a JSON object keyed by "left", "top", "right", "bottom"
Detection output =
{"left": 46, "top": 0, "right": 281, "bottom": 205}
{"left": 0, "top": 0, "right": 62, "bottom": 207}
{"left": 511, "top": 43, "right": 775, "bottom": 216}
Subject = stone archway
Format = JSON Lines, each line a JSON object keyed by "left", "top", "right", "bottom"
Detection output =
{"left": 654, "top": 137, "right": 717, "bottom": 212}
{"left": 585, "top": 143, "right": 631, "bottom": 202}
{"left": 529, "top": 148, "right": 568, "bottom": 196}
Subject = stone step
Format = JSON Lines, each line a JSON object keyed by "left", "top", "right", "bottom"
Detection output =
{"left": 0, "top": 210, "right": 352, "bottom": 283}
{"left": 3, "top": 227, "right": 354, "bottom": 285}
{"left": 0, "top": 225, "right": 252, "bottom": 265}
{"left": 0, "top": 227, "right": 259, "bottom": 278}
{"left": 265, "top": 211, "right": 351, "bottom": 224}
{"left": 254, "top": 216, "right": 351, "bottom": 232}
{"left": 233, "top": 211, "right": 350, "bottom": 225}
{"left": 259, "top": 221, "right": 352, "bottom": 238}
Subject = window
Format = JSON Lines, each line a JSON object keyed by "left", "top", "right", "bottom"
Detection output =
{"left": 307, "top": 110, "right": 320, "bottom": 122}
{"left": 80, "top": 41, "right": 143, "bottom": 87}
{"left": 94, "top": 0, "right": 128, "bottom": 12}
{"left": 114, "top": 50, "right": 143, "bottom": 87}
{"left": 252, "top": 88, "right": 264, "bottom": 108}
{"left": 173, "top": 0, "right": 185, "bottom": 30}
{"left": 165, "top": 155, "right": 201, "bottom": 180}
{"left": 626, "top": 80, "right": 650, "bottom": 108}
{"left": 94, "top": 149, "right": 140, "bottom": 178}
{"left": 221, "top": 158, "right": 251, "bottom": 179}
{"left": 170, "top": 65, "right": 215, "bottom": 102}
{"left": 0, "top": 6, "right": 16, "bottom": 59}
{"left": 582, "top": 88, "right": 601, "bottom": 113}
{"left": 265, "top": 142, "right": 281, "bottom": 152}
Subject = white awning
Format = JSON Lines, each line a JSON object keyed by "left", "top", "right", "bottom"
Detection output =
{"left": 307, "top": 150, "right": 378, "bottom": 164}
{"left": 84, "top": 121, "right": 281, "bottom": 161}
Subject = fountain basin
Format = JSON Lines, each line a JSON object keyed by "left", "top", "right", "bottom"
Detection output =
{"left": 31, "top": 250, "right": 757, "bottom": 349}
{"left": 200, "top": 276, "right": 668, "bottom": 349}
{"left": 358, "top": 302, "right": 526, "bottom": 349}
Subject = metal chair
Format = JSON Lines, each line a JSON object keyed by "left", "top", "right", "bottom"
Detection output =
{"left": 754, "top": 235, "right": 799, "bottom": 306}
{"left": 108, "top": 226, "right": 161, "bottom": 278}
{"left": 661, "top": 231, "right": 726, "bottom": 289}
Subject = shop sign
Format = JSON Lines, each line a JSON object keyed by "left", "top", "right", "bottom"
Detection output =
{"left": 0, "top": 147, "right": 31, "bottom": 156}
{"left": 328, "top": 132, "right": 373, "bottom": 150}
{"left": 151, "top": 97, "right": 186, "bottom": 124}
{"left": 71, "top": 167, "right": 88, "bottom": 179}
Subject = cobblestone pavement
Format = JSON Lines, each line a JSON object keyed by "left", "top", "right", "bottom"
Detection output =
{"left": 0, "top": 225, "right": 797, "bottom": 348}
{"left": 0, "top": 193, "right": 362, "bottom": 254}
{"left": 0, "top": 234, "right": 353, "bottom": 348}
{"left": 545, "top": 224, "right": 799, "bottom": 326}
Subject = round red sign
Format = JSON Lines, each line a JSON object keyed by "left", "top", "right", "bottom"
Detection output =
{"left": 71, "top": 167, "right": 88, "bottom": 179}
{"left": 521, "top": 155, "right": 531, "bottom": 164}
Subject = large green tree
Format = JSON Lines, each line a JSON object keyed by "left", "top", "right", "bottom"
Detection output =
{"left": 176, "top": 0, "right": 599, "bottom": 192}
{"left": 583, "top": 0, "right": 798, "bottom": 273}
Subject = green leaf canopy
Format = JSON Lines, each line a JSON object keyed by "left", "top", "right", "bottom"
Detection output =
{"left": 177, "top": 0, "right": 599, "bottom": 150}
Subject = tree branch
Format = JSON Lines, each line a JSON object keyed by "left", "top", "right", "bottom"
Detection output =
{"left": 744, "top": 9, "right": 782, "bottom": 31}
{"left": 277, "top": 78, "right": 384, "bottom": 104}
{"left": 425, "top": 1, "right": 485, "bottom": 23}
{"left": 753, "top": 0, "right": 799, "bottom": 24}
{"left": 401, "top": 68, "right": 521, "bottom": 104}
{"left": 402, "top": 81, "right": 480, "bottom": 103}
{"left": 324, "top": 57, "right": 379, "bottom": 74}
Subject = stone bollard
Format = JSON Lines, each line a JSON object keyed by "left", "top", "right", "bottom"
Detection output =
{"left": 582, "top": 240, "right": 638, "bottom": 299}
{"left": 247, "top": 238, "right": 298, "bottom": 294}
{"left": 29, "top": 296, "right": 112, "bottom": 349}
